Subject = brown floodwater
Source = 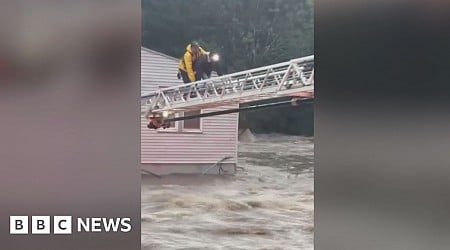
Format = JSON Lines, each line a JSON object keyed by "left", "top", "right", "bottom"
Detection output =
{"left": 142, "top": 134, "right": 314, "bottom": 250}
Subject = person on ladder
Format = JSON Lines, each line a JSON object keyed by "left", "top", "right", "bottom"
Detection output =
{"left": 177, "top": 41, "right": 208, "bottom": 83}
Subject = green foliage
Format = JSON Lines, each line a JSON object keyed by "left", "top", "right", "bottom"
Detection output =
{"left": 241, "top": 98, "right": 314, "bottom": 136}
{"left": 142, "top": 0, "right": 314, "bottom": 135}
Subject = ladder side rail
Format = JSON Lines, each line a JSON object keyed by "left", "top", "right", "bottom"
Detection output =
{"left": 308, "top": 68, "right": 314, "bottom": 85}
{"left": 259, "top": 69, "right": 272, "bottom": 91}
{"left": 142, "top": 61, "right": 289, "bottom": 97}
{"left": 158, "top": 92, "right": 171, "bottom": 108}
{"left": 147, "top": 92, "right": 162, "bottom": 107}
{"left": 147, "top": 89, "right": 313, "bottom": 114}
{"left": 292, "top": 61, "right": 314, "bottom": 86}
{"left": 230, "top": 68, "right": 288, "bottom": 92}
{"left": 298, "top": 66, "right": 309, "bottom": 85}
{"left": 278, "top": 64, "right": 294, "bottom": 90}
{"left": 148, "top": 66, "right": 306, "bottom": 112}
{"left": 149, "top": 85, "right": 314, "bottom": 113}
{"left": 141, "top": 55, "right": 313, "bottom": 99}
{"left": 145, "top": 70, "right": 307, "bottom": 113}
{"left": 173, "top": 81, "right": 312, "bottom": 108}
{"left": 142, "top": 56, "right": 314, "bottom": 114}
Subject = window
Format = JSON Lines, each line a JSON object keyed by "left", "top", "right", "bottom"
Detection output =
{"left": 156, "top": 110, "right": 202, "bottom": 133}
{"left": 182, "top": 110, "right": 201, "bottom": 131}
{"left": 154, "top": 87, "right": 202, "bottom": 132}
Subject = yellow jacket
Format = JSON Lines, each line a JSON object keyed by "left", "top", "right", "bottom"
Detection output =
{"left": 178, "top": 44, "right": 207, "bottom": 82}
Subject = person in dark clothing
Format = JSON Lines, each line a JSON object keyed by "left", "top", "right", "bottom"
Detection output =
{"left": 178, "top": 41, "right": 208, "bottom": 83}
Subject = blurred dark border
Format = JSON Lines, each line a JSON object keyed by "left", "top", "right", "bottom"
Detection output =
{"left": 316, "top": 0, "right": 450, "bottom": 249}
{"left": 0, "top": 2, "right": 141, "bottom": 250}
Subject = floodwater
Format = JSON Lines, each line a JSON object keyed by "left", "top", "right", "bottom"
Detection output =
{"left": 141, "top": 134, "right": 314, "bottom": 250}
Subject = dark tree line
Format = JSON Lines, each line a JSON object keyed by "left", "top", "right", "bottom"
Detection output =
{"left": 142, "top": 0, "right": 314, "bottom": 135}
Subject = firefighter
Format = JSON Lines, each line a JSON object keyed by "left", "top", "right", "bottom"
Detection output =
{"left": 178, "top": 41, "right": 208, "bottom": 83}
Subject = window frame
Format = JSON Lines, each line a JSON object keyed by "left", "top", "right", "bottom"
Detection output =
{"left": 156, "top": 110, "right": 203, "bottom": 134}
{"left": 181, "top": 109, "right": 203, "bottom": 133}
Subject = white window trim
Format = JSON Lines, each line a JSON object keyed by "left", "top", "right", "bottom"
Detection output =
{"left": 181, "top": 109, "right": 203, "bottom": 133}
{"left": 156, "top": 110, "right": 203, "bottom": 134}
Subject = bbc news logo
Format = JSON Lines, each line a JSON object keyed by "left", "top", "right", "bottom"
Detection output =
{"left": 10, "top": 216, "right": 132, "bottom": 234}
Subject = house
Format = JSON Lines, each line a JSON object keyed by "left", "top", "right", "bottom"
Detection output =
{"left": 141, "top": 47, "right": 238, "bottom": 175}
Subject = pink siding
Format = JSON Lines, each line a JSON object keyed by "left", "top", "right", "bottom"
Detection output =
{"left": 141, "top": 47, "right": 238, "bottom": 165}
{"left": 141, "top": 48, "right": 180, "bottom": 95}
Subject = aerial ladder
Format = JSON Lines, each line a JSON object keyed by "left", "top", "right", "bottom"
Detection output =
{"left": 141, "top": 55, "right": 314, "bottom": 129}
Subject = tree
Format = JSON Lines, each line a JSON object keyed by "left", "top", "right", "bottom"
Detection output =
{"left": 142, "top": 0, "right": 314, "bottom": 135}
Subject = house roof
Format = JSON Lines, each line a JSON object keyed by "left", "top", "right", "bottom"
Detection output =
{"left": 141, "top": 47, "right": 180, "bottom": 96}
{"left": 141, "top": 47, "right": 178, "bottom": 62}
{"left": 141, "top": 46, "right": 217, "bottom": 97}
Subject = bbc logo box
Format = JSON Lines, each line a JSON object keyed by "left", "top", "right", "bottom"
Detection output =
{"left": 10, "top": 216, "right": 72, "bottom": 235}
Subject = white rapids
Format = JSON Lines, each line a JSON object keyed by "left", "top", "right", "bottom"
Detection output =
{"left": 142, "top": 134, "right": 314, "bottom": 250}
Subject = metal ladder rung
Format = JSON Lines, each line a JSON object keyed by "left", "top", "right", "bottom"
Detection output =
{"left": 141, "top": 55, "right": 314, "bottom": 115}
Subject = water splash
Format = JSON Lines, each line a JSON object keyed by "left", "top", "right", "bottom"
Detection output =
{"left": 142, "top": 135, "right": 314, "bottom": 250}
